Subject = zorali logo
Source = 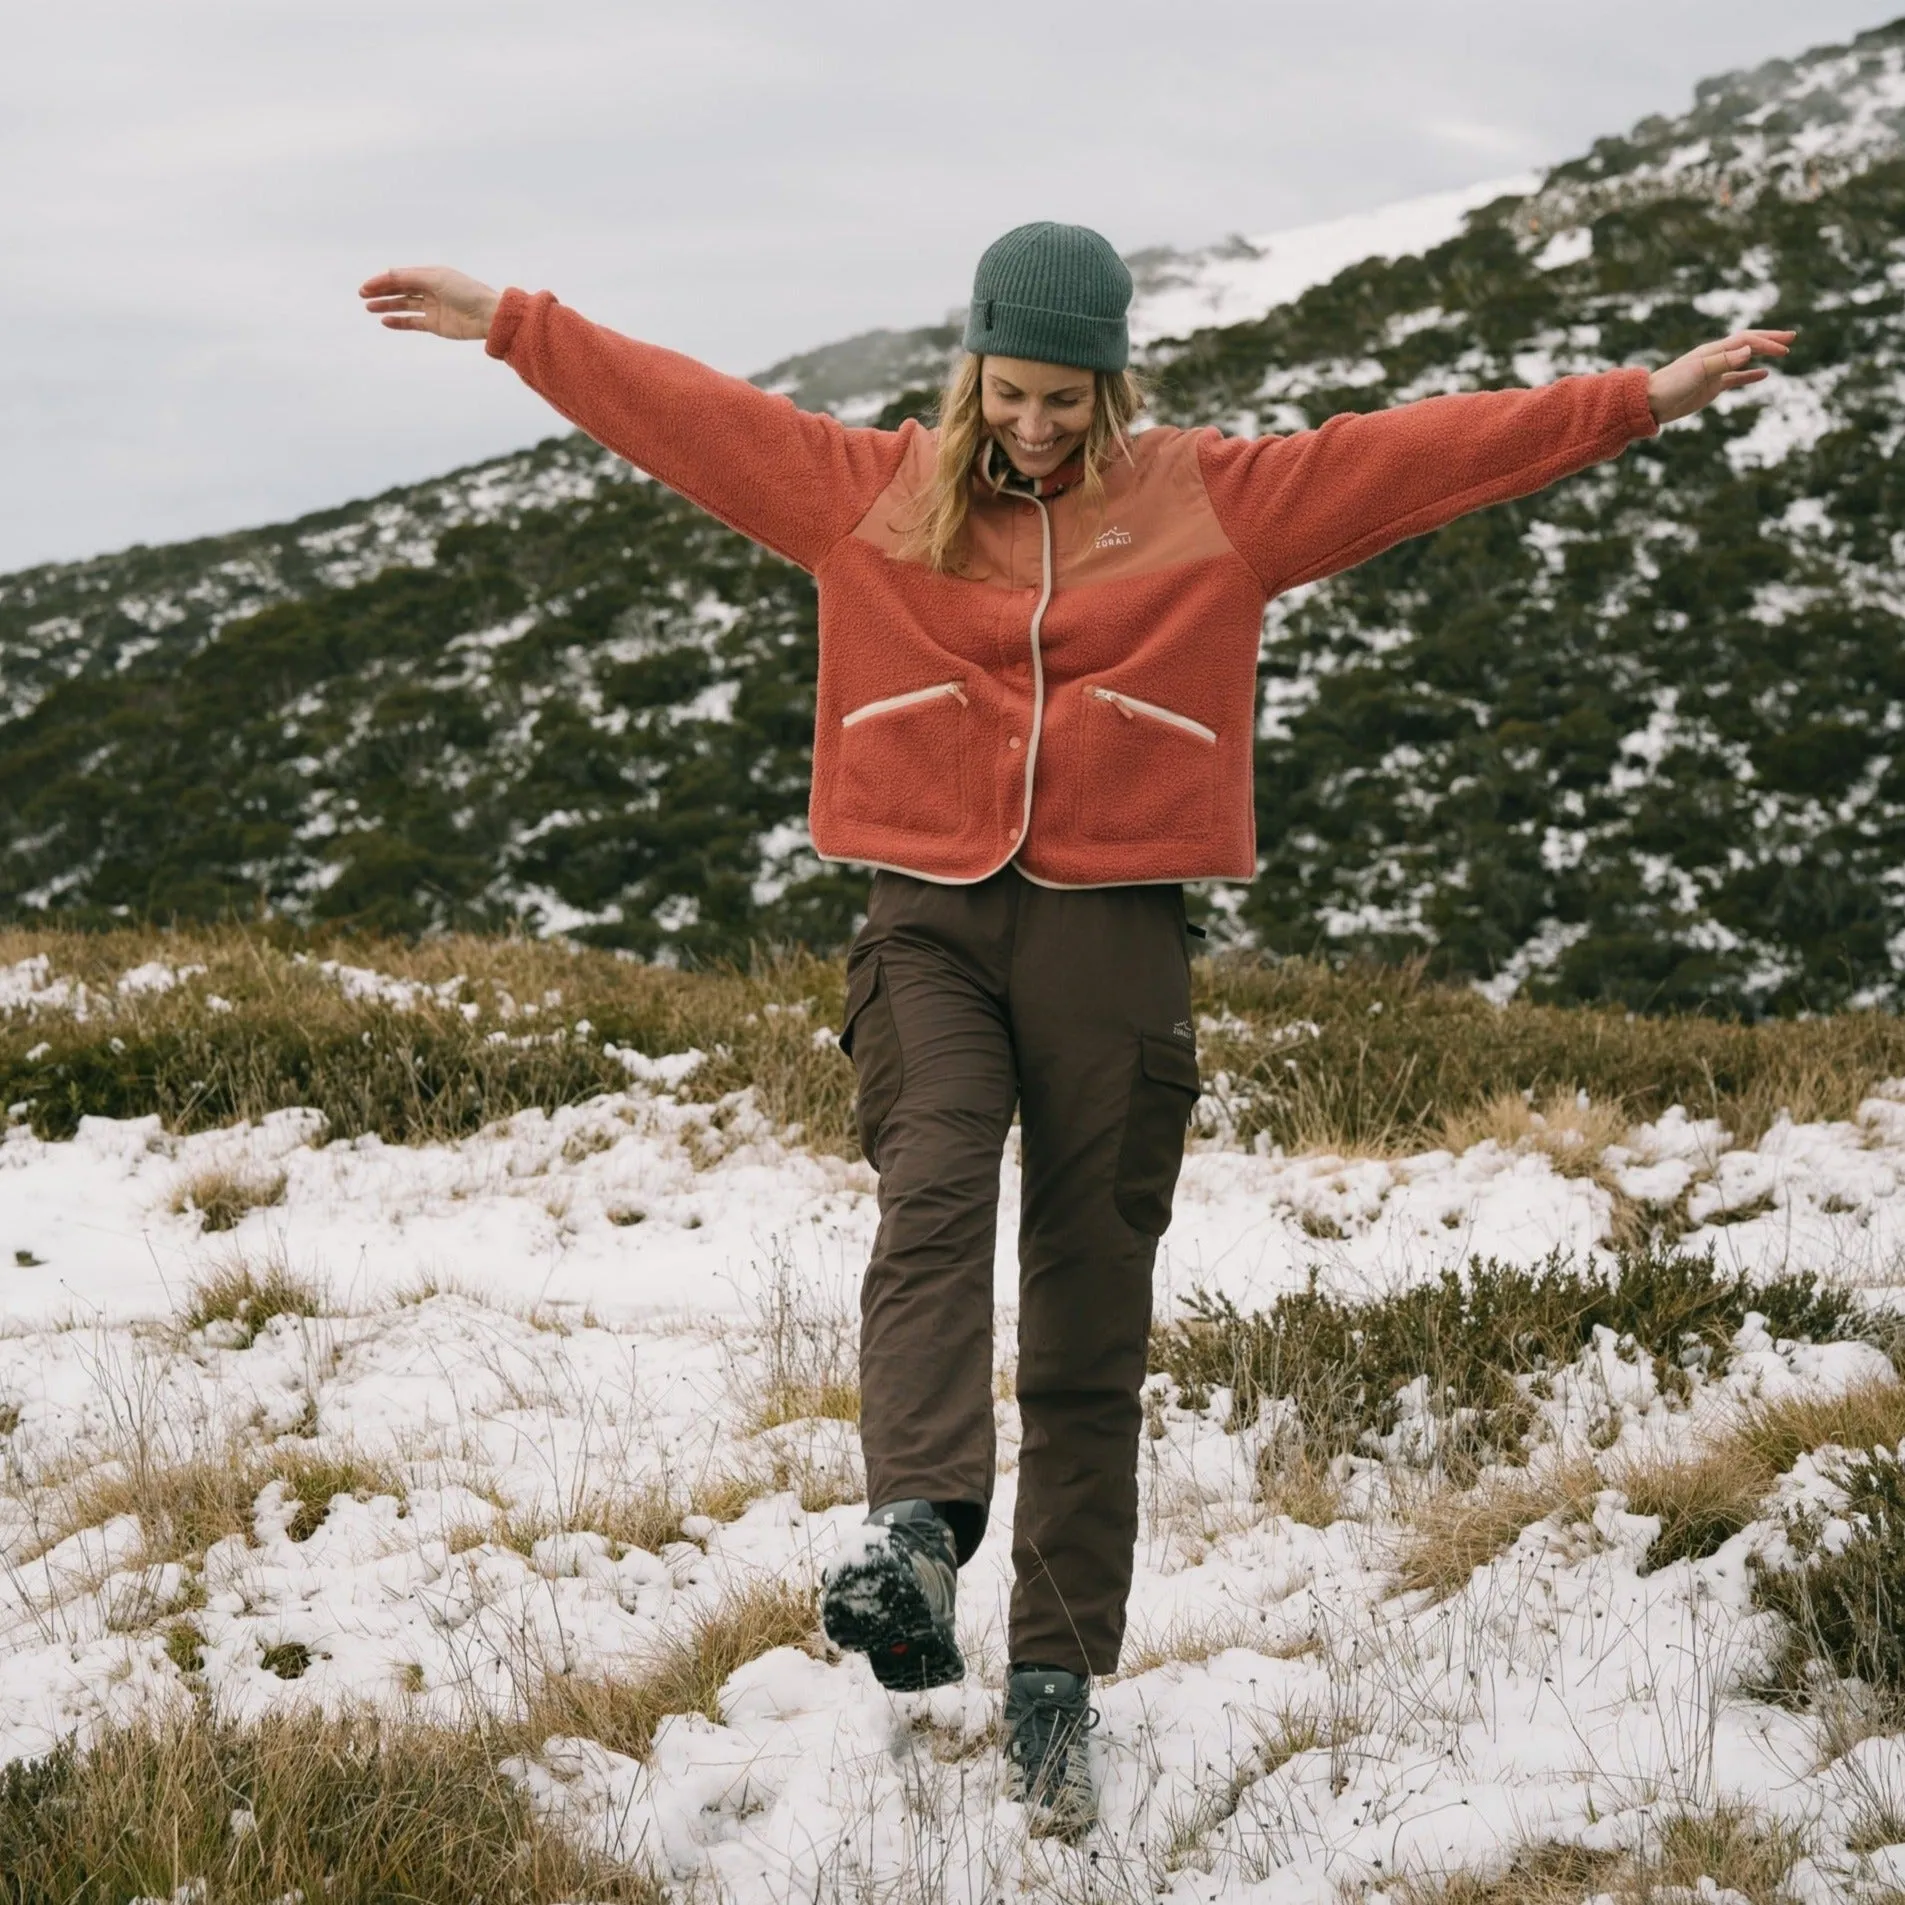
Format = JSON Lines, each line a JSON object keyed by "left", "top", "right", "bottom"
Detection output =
{"left": 1092, "top": 525, "right": 1133, "bottom": 550}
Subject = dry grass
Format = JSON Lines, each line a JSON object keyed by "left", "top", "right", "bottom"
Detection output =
{"left": 1397, "top": 1458, "right": 1603, "bottom": 1598}
{"left": 0, "top": 1709, "right": 661, "bottom": 1903}
{"left": 496, "top": 1467, "right": 771, "bottom": 1560}
{"left": 737, "top": 1244, "right": 862, "bottom": 1432}
{"left": 1613, "top": 1372, "right": 1905, "bottom": 1571}
{"left": 55, "top": 1442, "right": 265, "bottom": 1566}
{"left": 1257, "top": 1447, "right": 1346, "bottom": 1528}
{"left": 1439, "top": 1087, "right": 1631, "bottom": 1180}
{"left": 525, "top": 1578, "right": 818, "bottom": 1760}
{"left": 1372, "top": 1843, "right": 1622, "bottom": 1903}
{"left": 1378, "top": 1807, "right": 1805, "bottom": 1904}
{"left": 50, "top": 1438, "right": 405, "bottom": 1565}
{"left": 1393, "top": 1373, "right": 1905, "bottom": 1596}
{"left": 169, "top": 1162, "right": 288, "bottom": 1232}
{"left": 178, "top": 1254, "right": 327, "bottom": 1343}
{"left": 1118, "top": 1609, "right": 1264, "bottom": 1678}
{"left": 269, "top": 1445, "right": 407, "bottom": 1543}
{"left": 11, "top": 927, "right": 1905, "bottom": 1162}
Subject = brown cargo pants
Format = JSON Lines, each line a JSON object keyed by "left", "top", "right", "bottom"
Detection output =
{"left": 839, "top": 864, "right": 1200, "bottom": 1675}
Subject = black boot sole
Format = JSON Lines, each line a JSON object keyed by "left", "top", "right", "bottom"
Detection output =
{"left": 822, "top": 1545, "right": 965, "bottom": 1692}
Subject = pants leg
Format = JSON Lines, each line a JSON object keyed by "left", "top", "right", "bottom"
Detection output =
{"left": 848, "top": 870, "right": 1018, "bottom": 1559}
{"left": 1006, "top": 877, "right": 1197, "bottom": 1675}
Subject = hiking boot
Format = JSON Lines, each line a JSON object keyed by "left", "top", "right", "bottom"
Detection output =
{"left": 821, "top": 1499, "right": 965, "bottom": 1692}
{"left": 1004, "top": 1664, "right": 1099, "bottom": 1837}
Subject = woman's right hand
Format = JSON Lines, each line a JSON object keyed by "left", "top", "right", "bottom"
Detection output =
{"left": 358, "top": 266, "right": 501, "bottom": 341}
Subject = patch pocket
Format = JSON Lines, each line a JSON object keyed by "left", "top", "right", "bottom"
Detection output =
{"left": 1113, "top": 1034, "right": 1201, "bottom": 1237}
{"left": 841, "top": 954, "right": 903, "bottom": 1168}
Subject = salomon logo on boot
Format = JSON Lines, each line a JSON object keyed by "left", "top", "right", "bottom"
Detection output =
{"left": 1005, "top": 1663, "right": 1099, "bottom": 1838}
{"left": 821, "top": 1499, "right": 965, "bottom": 1692}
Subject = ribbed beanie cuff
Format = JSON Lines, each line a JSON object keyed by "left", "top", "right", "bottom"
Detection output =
{"left": 963, "top": 222, "right": 1132, "bottom": 373}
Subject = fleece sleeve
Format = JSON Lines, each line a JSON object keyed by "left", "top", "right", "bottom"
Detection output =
{"left": 1196, "top": 367, "right": 1659, "bottom": 599}
{"left": 486, "top": 288, "right": 910, "bottom": 573}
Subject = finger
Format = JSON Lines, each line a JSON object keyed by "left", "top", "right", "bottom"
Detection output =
{"left": 363, "top": 296, "right": 426, "bottom": 314}
{"left": 358, "top": 268, "right": 433, "bottom": 297}
{"left": 1718, "top": 369, "right": 1770, "bottom": 389}
{"left": 379, "top": 314, "right": 430, "bottom": 330}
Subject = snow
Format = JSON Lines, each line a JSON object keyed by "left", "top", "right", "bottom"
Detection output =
{"left": 1128, "top": 175, "right": 1538, "bottom": 347}
{"left": 4, "top": 1006, "right": 1905, "bottom": 1898}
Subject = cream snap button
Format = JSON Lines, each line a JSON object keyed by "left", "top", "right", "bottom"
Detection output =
{"left": 1008, "top": 827, "right": 1020, "bottom": 842}
{"left": 1008, "top": 736, "right": 1022, "bottom": 750}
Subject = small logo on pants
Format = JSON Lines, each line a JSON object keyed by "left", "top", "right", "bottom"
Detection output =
{"left": 1172, "top": 1021, "right": 1194, "bottom": 1040}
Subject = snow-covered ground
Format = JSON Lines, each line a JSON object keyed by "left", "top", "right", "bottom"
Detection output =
{"left": 4, "top": 1009, "right": 1905, "bottom": 1898}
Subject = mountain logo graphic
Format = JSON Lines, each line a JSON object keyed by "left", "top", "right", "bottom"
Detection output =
{"left": 1093, "top": 525, "right": 1133, "bottom": 550}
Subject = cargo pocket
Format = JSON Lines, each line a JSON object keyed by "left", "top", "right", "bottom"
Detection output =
{"left": 1113, "top": 1033, "right": 1201, "bottom": 1236}
{"left": 841, "top": 954, "right": 903, "bottom": 1168}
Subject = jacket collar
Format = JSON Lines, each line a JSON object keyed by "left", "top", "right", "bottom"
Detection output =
{"left": 977, "top": 436, "right": 1086, "bottom": 501}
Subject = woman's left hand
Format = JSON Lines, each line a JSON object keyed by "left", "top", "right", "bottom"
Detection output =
{"left": 1646, "top": 329, "right": 1796, "bottom": 424}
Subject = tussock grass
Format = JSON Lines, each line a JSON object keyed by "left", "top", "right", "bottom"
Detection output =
{"left": 1151, "top": 1245, "right": 1870, "bottom": 1478}
{"left": 10, "top": 928, "right": 1905, "bottom": 1161}
{"left": 178, "top": 1255, "right": 327, "bottom": 1343}
{"left": 0, "top": 1710, "right": 661, "bottom": 1904}
{"left": 52, "top": 1437, "right": 406, "bottom": 1565}
{"left": 496, "top": 1466, "right": 770, "bottom": 1561}
{"left": 1615, "top": 1374, "right": 1905, "bottom": 1572}
{"left": 169, "top": 1163, "right": 287, "bottom": 1232}
{"left": 1381, "top": 1808, "right": 1804, "bottom": 1904}
{"left": 1118, "top": 1609, "right": 1263, "bottom": 1678}
{"left": 1439, "top": 1086, "right": 1632, "bottom": 1180}
{"left": 269, "top": 1445, "right": 407, "bottom": 1543}
{"left": 526, "top": 1578, "right": 817, "bottom": 1760}
{"left": 1397, "top": 1373, "right": 1905, "bottom": 1597}
{"left": 1256, "top": 1447, "right": 1345, "bottom": 1528}
{"left": 1397, "top": 1458, "right": 1603, "bottom": 1598}
{"left": 57, "top": 1443, "right": 264, "bottom": 1566}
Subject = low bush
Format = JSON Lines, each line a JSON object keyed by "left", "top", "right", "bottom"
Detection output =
{"left": 1757, "top": 1443, "right": 1905, "bottom": 1701}
{"left": 1149, "top": 1245, "right": 1871, "bottom": 1474}
{"left": 9, "top": 927, "right": 1905, "bottom": 1159}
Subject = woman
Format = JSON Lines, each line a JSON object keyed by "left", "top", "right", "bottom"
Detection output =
{"left": 361, "top": 226, "right": 1789, "bottom": 1832}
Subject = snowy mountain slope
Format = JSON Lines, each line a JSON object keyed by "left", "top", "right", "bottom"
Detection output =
{"left": 4, "top": 18, "right": 1905, "bottom": 1005}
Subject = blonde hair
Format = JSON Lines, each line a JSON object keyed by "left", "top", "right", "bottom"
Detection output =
{"left": 900, "top": 354, "right": 1146, "bottom": 573}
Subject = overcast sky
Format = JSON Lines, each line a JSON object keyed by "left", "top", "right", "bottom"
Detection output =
{"left": 3, "top": 1, "right": 1897, "bottom": 574}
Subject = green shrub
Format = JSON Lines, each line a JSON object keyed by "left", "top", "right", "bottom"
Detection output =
{"left": 1150, "top": 1246, "right": 1874, "bottom": 1473}
{"left": 1756, "top": 1444, "right": 1905, "bottom": 1700}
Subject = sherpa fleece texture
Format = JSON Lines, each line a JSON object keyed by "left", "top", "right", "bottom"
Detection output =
{"left": 487, "top": 287, "right": 1658, "bottom": 886}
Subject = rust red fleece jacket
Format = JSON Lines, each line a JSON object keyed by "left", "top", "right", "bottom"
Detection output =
{"left": 486, "top": 288, "right": 1658, "bottom": 886}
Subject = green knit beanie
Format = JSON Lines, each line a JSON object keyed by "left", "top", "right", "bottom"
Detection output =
{"left": 963, "top": 221, "right": 1132, "bottom": 373}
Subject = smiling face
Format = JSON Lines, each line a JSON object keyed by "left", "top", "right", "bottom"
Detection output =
{"left": 981, "top": 356, "right": 1096, "bottom": 480}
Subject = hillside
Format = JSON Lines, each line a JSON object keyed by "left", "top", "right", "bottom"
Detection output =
{"left": 4, "top": 20, "right": 1904, "bottom": 1009}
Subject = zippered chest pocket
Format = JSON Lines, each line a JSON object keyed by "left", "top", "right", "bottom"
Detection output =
{"left": 1077, "top": 684, "right": 1219, "bottom": 846}
{"left": 837, "top": 680, "right": 970, "bottom": 837}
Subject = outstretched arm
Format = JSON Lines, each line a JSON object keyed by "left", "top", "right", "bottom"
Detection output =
{"left": 359, "top": 266, "right": 909, "bottom": 573}
{"left": 1198, "top": 329, "right": 1795, "bottom": 599}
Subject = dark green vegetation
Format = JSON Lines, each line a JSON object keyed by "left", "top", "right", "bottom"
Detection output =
{"left": 1149, "top": 1245, "right": 1874, "bottom": 1472}
{"left": 0, "top": 1713, "right": 660, "bottom": 1905}
{"left": 5, "top": 25, "right": 1905, "bottom": 1010}
{"left": 1757, "top": 1445, "right": 1905, "bottom": 1701}
{"left": 11, "top": 929, "right": 1905, "bottom": 1155}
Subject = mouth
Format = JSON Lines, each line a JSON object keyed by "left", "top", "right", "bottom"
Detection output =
{"left": 1008, "top": 430, "right": 1066, "bottom": 457}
